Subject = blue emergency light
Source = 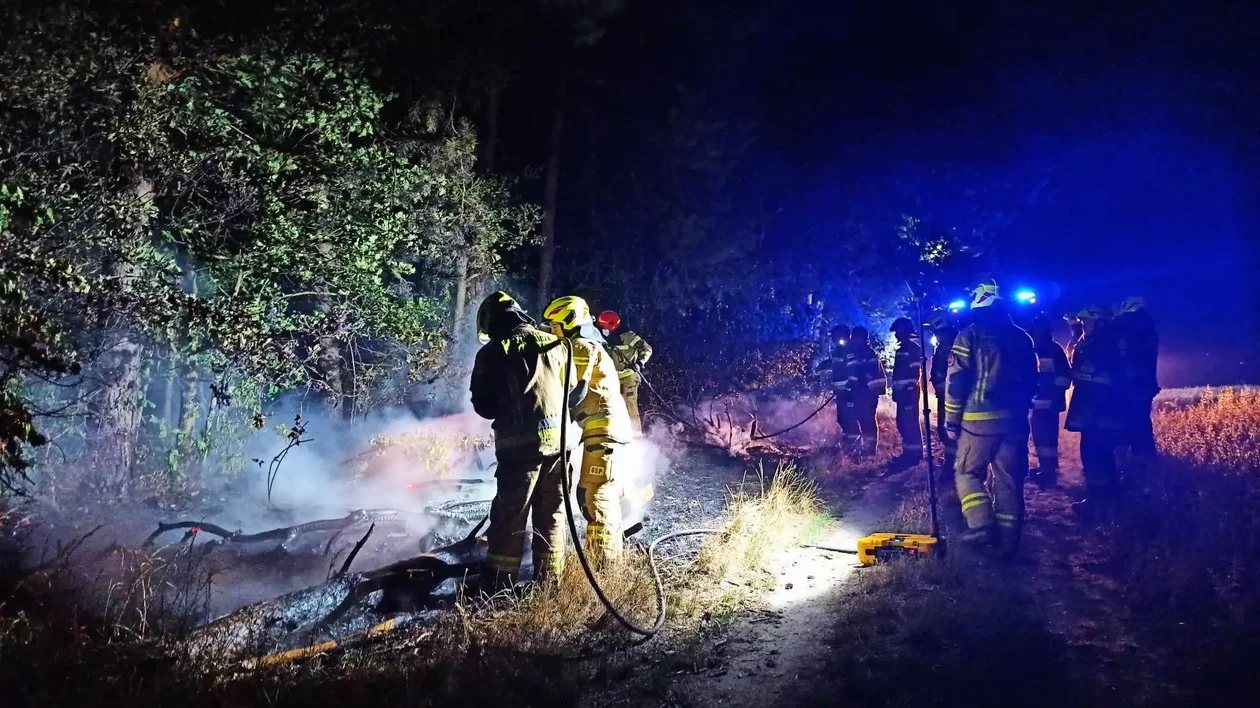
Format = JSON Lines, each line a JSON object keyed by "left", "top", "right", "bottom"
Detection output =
{"left": 948, "top": 300, "right": 966, "bottom": 312}
{"left": 1015, "top": 290, "right": 1037, "bottom": 304}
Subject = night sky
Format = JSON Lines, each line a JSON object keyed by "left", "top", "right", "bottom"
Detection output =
{"left": 574, "top": 0, "right": 1259, "bottom": 386}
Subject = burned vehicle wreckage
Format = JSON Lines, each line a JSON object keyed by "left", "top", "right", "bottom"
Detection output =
{"left": 145, "top": 452, "right": 656, "bottom": 665}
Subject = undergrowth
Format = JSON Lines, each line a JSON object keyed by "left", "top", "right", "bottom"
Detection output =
{"left": 0, "top": 461, "right": 822, "bottom": 707}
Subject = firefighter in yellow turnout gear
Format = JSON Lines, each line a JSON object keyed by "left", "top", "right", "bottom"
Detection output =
{"left": 545, "top": 297, "right": 635, "bottom": 564}
{"left": 944, "top": 281, "right": 1038, "bottom": 557}
{"left": 470, "top": 292, "right": 584, "bottom": 589}
{"left": 597, "top": 310, "right": 653, "bottom": 434}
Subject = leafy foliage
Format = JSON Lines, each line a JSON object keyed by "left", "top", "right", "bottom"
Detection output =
{"left": 0, "top": 4, "right": 534, "bottom": 491}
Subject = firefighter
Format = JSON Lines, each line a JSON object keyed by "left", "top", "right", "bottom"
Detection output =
{"left": 925, "top": 311, "right": 961, "bottom": 479}
{"left": 470, "top": 291, "right": 584, "bottom": 590}
{"left": 846, "top": 326, "right": 886, "bottom": 458}
{"left": 1026, "top": 314, "right": 1072, "bottom": 488}
{"left": 1113, "top": 297, "right": 1159, "bottom": 461}
{"left": 944, "top": 281, "right": 1038, "bottom": 557}
{"left": 889, "top": 317, "right": 924, "bottom": 468}
{"left": 543, "top": 296, "right": 634, "bottom": 565}
{"left": 1065, "top": 306, "right": 1126, "bottom": 524}
{"left": 818, "top": 324, "right": 860, "bottom": 454}
{"left": 596, "top": 310, "right": 653, "bottom": 434}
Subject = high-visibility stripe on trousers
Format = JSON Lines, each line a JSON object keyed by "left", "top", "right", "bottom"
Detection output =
{"left": 487, "top": 453, "right": 567, "bottom": 583}
{"left": 577, "top": 442, "right": 623, "bottom": 564}
{"left": 954, "top": 420, "right": 1029, "bottom": 539}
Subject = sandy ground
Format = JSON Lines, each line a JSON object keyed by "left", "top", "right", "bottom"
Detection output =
{"left": 660, "top": 463, "right": 924, "bottom": 707}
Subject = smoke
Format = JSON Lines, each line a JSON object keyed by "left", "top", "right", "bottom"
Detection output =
{"left": 679, "top": 392, "right": 897, "bottom": 455}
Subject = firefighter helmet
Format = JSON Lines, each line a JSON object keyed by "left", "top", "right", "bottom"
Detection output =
{"left": 924, "top": 312, "right": 955, "bottom": 332}
{"left": 970, "top": 279, "right": 1002, "bottom": 308}
{"left": 543, "top": 296, "right": 594, "bottom": 333}
{"left": 476, "top": 291, "right": 529, "bottom": 343}
{"left": 596, "top": 310, "right": 621, "bottom": 332}
{"left": 831, "top": 324, "right": 851, "bottom": 342}
{"left": 890, "top": 317, "right": 915, "bottom": 335}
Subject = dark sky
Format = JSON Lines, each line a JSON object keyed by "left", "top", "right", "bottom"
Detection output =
{"left": 585, "top": 0, "right": 1260, "bottom": 386}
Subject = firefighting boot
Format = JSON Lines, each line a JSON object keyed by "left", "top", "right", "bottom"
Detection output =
{"left": 958, "top": 524, "right": 999, "bottom": 548}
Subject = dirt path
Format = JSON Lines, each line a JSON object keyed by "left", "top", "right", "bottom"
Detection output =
{"left": 661, "top": 464, "right": 922, "bottom": 707}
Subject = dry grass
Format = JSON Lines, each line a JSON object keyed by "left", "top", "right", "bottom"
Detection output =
{"left": 1154, "top": 387, "right": 1260, "bottom": 472}
{"left": 790, "top": 391, "right": 1260, "bottom": 707}
{"left": 467, "top": 460, "right": 824, "bottom": 648}
{"left": 0, "top": 460, "right": 824, "bottom": 707}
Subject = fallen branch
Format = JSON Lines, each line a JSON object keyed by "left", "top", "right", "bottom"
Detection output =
{"left": 337, "top": 523, "right": 375, "bottom": 577}
{"left": 142, "top": 510, "right": 402, "bottom": 549}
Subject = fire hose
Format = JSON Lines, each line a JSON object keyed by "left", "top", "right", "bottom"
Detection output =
{"left": 557, "top": 337, "right": 722, "bottom": 638}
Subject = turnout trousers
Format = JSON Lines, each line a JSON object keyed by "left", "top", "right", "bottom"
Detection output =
{"left": 895, "top": 395, "right": 923, "bottom": 460}
{"left": 1080, "top": 428, "right": 1120, "bottom": 502}
{"left": 487, "top": 452, "right": 567, "bottom": 583}
{"left": 852, "top": 397, "right": 879, "bottom": 457}
{"left": 619, "top": 371, "right": 643, "bottom": 434}
{"left": 577, "top": 442, "right": 623, "bottom": 565}
{"left": 1030, "top": 410, "right": 1062, "bottom": 482}
{"left": 835, "top": 394, "right": 862, "bottom": 453}
{"left": 955, "top": 418, "right": 1030, "bottom": 552}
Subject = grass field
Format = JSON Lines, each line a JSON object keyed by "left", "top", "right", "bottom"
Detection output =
{"left": 789, "top": 388, "right": 1260, "bottom": 707}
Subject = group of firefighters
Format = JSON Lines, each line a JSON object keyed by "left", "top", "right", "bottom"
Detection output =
{"left": 817, "top": 280, "right": 1159, "bottom": 559}
{"left": 468, "top": 291, "right": 652, "bottom": 592}
{"left": 467, "top": 279, "right": 1159, "bottom": 590}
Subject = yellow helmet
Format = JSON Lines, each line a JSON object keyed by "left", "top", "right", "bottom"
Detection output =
{"left": 542, "top": 295, "right": 594, "bottom": 334}
{"left": 1076, "top": 305, "right": 1111, "bottom": 321}
{"left": 1120, "top": 296, "right": 1148, "bottom": 314}
{"left": 970, "top": 279, "right": 1001, "bottom": 308}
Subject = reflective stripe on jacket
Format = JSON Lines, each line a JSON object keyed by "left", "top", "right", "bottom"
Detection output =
{"left": 569, "top": 337, "right": 633, "bottom": 443}
{"left": 611, "top": 330, "right": 653, "bottom": 375}
{"left": 1033, "top": 337, "right": 1072, "bottom": 412}
{"left": 944, "top": 318, "right": 1037, "bottom": 428}
{"left": 1064, "top": 327, "right": 1127, "bottom": 432}
{"left": 846, "top": 342, "right": 887, "bottom": 402}
{"left": 471, "top": 324, "right": 575, "bottom": 458}
{"left": 891, "top": 337, "right": 923, "bottom": 401}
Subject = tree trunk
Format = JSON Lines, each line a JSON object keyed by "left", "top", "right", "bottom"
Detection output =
{"left": 91, "top": 178, "right": 152, "bottom": 493}
{"left": 537, "top": 95, "right": 564, "bottom": 312}
{"left": 178, "top": 367, "right": 199, "bottom": 440}
{"left": 318, "top": 334, "right": 346, "bottom": 417}
{"left": 94, "top": 335, "right": 145, "bottom": 492}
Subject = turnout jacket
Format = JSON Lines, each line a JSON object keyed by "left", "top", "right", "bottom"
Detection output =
{"left": 569, "top": 337, "right": 633, "bottom": 443}
{"left": 1065, "top": 327, "right": 1127, "bottom": 433}
{"left": 847, "top": 341, "right": 887, "bottom": 404}
{"left": 471, "top": 324, "right": 580, "bottom": 460}
{"left": 609, "top": 330, "right": 653, "bottom": 376}
{"left": 1033, "top": 336, "right": 1072, "bottom": 412}
{"left": 930, "top": 328, "right": 959, "bottom": 399}
{"left": 944, "top": 316, "right": 1038, "bottom": 430}
{"left": 890, "top": 337, "right": 924, "bottom": 402}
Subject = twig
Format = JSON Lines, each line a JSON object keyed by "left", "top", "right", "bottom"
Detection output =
{"left": 337, "top": 523, "right": 375, "bottom": 577}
